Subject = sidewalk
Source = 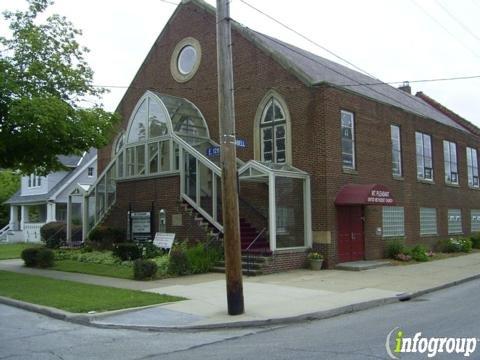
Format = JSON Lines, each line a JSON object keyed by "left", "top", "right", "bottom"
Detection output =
{"left": 1, "top": 253, "right": 480, "bottom": 329}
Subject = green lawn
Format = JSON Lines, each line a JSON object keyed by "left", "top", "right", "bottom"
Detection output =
{"left": 0, "top": 243, "right": 41, "bottom": 260}
{"left": 0, "top": 270, "right": 183, "bottom": 313}
{"left": 52, "top": 260, "right": 134, "bottom": 280}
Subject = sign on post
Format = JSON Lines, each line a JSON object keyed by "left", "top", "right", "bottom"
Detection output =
{"left": 131, "top": 211, "right": 152, "bottom": 242}
{"left": 206, "top": 138, "right": 246, "bottom": 157}
{"left": 153, "top": 232, "right": 176, "bottom": 253}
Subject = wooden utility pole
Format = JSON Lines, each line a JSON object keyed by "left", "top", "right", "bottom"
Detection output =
{"left": 216, "top": 0, "right": 244, "bottom": 315}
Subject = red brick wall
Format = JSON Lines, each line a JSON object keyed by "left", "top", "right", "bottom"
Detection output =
{"left": 322, "top": 86, "right": 480, "bottom": 267}
{"left": 262, "top": 250, "right": 308, "bottom": 274}
{"left": 102, "top": 175, "right": 209, "bottom": 244}
{"left": 97, "top": 1, "right": 480, "bottom": 271}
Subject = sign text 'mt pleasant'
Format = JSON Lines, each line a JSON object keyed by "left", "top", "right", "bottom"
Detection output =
{"left": 367, "top": 190, "right": 394, "bottom": 204}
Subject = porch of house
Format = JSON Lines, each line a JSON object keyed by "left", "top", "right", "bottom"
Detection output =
{"left": 4, "top": 201, "right": 82, "bottom": 243}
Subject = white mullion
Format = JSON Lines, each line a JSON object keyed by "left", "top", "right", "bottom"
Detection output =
{"left": 196, "top": 159, "right": 200, "bottom": 205}
{"left": 268, "top": 173, "right": 276, "bottom": 251}
{"left": 212, "top": 174, "right": 217, "bottom": 222}
{"left": 179, "top": 146, "right": 185, "bottom": 195}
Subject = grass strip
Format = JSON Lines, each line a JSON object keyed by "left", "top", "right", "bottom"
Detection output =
{"left": 0, "top": 243, "right": 41, "bottom": 260}
{"left": 52, "top": 260, "right": 133, "bottom": 280}
{"left": 0, "top": 270, "right": 183, "bottom": 313}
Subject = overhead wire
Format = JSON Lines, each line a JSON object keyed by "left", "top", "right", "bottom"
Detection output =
{"left": 410, "top": 0, "right": 480, "bottom": 59}
{"left": 107, "top": 0, "right": 477, "bottom": 120}
{"left": 433, "top": 0, "right": 480, "bottom": 42}
{"left": 236, "top": 0, "right": 464, "bottom": 119}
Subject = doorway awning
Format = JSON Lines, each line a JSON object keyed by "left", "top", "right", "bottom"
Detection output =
{"left": 335, "top": 183, "right": 395, "bottom": 206}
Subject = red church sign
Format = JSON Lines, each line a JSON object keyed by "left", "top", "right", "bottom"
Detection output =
{"left": 335, "top": 183, "right": 396, "bottom": 206}
{"left": 366, "top": 188, "right": 394, "bottom": 205}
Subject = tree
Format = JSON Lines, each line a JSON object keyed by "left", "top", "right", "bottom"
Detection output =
{"left": 0, "top": 170, "right": 20, "bottom": 227}
{"left": 0, "top": 0, "right": 118, "bottom": 175}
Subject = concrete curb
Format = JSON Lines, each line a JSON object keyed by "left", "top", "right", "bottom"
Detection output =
{"left": 403, "top": 273, "right": 480, "bottom": 300}
{"left": 1, "top": 273, "right": 479, "bottom": 332}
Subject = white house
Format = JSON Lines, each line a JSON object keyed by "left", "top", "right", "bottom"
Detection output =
{"left": 0, "top": 150, "right": 97, "bottom": 243}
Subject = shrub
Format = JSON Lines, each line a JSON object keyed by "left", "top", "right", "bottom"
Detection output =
{"left": 459, "top": 237, "right": 473, "bottom": 253}
{"left": 113, "top": 243, "right": 142, "bottom": 261}
{"left": 385, "top": 239, "right": 405, "bottom": 259}
{"left": 168, "top": 249, "right": 189, "bottom": 275}
{"left": 21, "top": 247, "right": 41, "bottom": 267}
{"left": 185, "top": 243, "right": 223, "bottom": 274}
{"left": 437, "top": 238, "right": 460, "bottom": 253}
{"left": 133, "top": 259, "right": 158, "bottom": 280}
{"left": 437, "top": 237, "right": 472, "bottom": 253}
{"left": 470, "top": 233, "right": 480, "bottom": 249}
{"left": 154, "top": 256, "right": 169, "bottom": 277}
{"left": 411, "top": 245, "right": 429, "bottom": 262}
{"left": 142, "top": 242, "right": 163, "bottom": 259}
{"left": 88, "top": 226, "right": 125, "bottom": 250}
{"left": 36, "top": 248, "right": 55, "bottom": 268}
{"left": 40, "top": 221, "right": 66, "bottom": 249}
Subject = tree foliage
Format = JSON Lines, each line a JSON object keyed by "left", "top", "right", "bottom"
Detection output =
{"left": 0, "top": 0, "right": 118, "bottom": 174}
{"left": 0, "top": 170, "right": 20, "bottom": 227}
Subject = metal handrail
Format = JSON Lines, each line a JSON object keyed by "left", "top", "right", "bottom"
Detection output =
{"left": 245, "top": 227, "right": 267, "bottom": 252}
{"left": 245, "top": 227, "right": 267, "bottom": 276}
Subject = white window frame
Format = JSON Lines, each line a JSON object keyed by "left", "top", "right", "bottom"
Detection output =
{"left": 382, "top": 206, "right": 405, "bottom": 238}
{"left": 419, "top": 207, "right": 437, "bottom": 236}
{"left": 443, "top": 140, "right": 458, "bottom": 185}
{"left": 471, "top": 210, "right": 480, "bottom": 233}
{"left": 391, "top": 125, "right": 402, "bottom": 177}
{"left": 260, "top": 98, "right": 287, "bottom": 164}
{"left": 416, "top": 132, "right": 433, "bottom": 181}
{"left": 466, "top": 147, "right": 479, "bottom": 188}
{"left": 447, "top": 209, "right": 463, "bottom": 235}
{"left": 341, "top": 110, "right": 355, "bottom": 170}
{"left": 87, "top": 167, "right": 94, "bottom": 177}
{"left": 28, "top": 174, "right": 42, "bottom": 188}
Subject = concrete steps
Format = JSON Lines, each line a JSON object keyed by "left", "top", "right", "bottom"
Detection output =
{"left": 212, "top": 254, "right": 272, "bottom": 276}
{"left": 336, "top": 260, "right": 392, "bottom": 271}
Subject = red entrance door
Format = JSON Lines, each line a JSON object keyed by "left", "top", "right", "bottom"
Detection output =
{"left": 337, "top": 206, "right": 365, "bottom": 262}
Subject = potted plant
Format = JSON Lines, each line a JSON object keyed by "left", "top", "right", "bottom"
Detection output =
{"left": 308, "top": 252, "right": 324, "bottom": 270}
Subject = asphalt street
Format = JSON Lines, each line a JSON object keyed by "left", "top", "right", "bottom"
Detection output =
{"left": 1, "top": 279, "right": 479, "bottom": 360}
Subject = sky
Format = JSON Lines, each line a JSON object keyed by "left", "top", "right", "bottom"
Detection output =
{"left": 1, "top": 0, "right": 479, "bottom": 126}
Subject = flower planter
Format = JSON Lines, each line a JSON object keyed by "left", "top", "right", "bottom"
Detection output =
{"left": 309, "top": 259, "right": 323, "bottom": 270}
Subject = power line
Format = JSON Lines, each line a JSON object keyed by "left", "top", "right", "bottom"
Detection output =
{"left": 111, "top": 0, "right": 472, "bottom": 120}
{"left": 434, "top": 0, "right": 480, "bottom": 42}
{"left": 239, "top": 0, "right": 377, "bottom": 79}
{"left": 410, "top": 0, "right": 480, "bottom": 59}
{"left": 158, "top": 0, "right": 179, "bottom": 5}
{"left": 93, "top": 74, "right": 480, "bottom": 91}
{"left": 236, "top": 0, "right": 462, "bottom": 119}
{"left": 342, "top": 74, "right": 480, "bottom": 87}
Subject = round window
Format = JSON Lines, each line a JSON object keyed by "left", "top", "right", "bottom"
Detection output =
{"left": 177, "top": 45, "right": 197, "bottom": 75}
{"left": 171, "top": 37, "right": 201, "bottom": 83}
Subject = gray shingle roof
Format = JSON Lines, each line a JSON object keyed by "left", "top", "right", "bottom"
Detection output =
{"left": 4, "top": 149, "right": 97, "bottom": 205}
{"left": 57, "top": 154, "right": 82, "bottom": 167}
{"left": 240, "top": 28, "right": 470, "bottom": 133}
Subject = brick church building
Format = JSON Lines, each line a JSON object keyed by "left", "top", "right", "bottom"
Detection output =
{"left": 82, "top": 0, "right": 480, "bottom": 270}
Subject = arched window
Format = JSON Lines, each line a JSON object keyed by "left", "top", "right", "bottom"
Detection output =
{"left": 114, "top": 133, "right": 124, "bottom": 155}
{"left": 255, "top": 92, "right": 291, "bottom": 164}
{"left": 115, "top": 91, "right": 210, "bottom": 179}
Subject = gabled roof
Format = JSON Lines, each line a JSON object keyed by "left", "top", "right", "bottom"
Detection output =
{"left": 4, "top": 149, "right": 97, "bottom": 205}
{"left": 415, "top": 92, "right": 480, "bottom": 137}
{"left": 57, "top": 154, "right": 82, "bottom": 167}
{"left": 176, "top": 0, "right": 472, "bottom": 134}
